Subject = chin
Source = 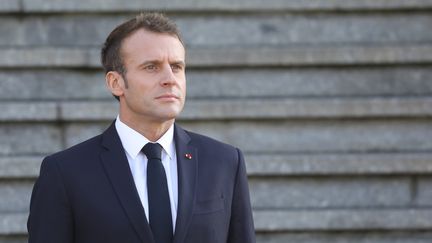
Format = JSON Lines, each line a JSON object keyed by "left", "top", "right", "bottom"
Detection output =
{"left": 158, "top": 111, "right": 181, "bottom": 121}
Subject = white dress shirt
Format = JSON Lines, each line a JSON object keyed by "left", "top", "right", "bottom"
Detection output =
{"left": 115, "top": 117, "right": 178, "bottom": 231}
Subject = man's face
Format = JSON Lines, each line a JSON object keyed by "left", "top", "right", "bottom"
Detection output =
{"left": 115, "top": 29, "right": 186, "bottom": 124}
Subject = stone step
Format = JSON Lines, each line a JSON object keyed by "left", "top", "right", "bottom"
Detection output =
{"left": 2, "top": 0, "right": 432, "bottom": 13}
{"left": 0, "top": 157, "right": 40, "bottom": 178}
{"left": 257, "top": 232, "right": 432, "bottom": 243}
{"left": 1, "top": 67, "right": 432, "bottom": 101}
{"left": 183, "top": 97, "right": 432, "bottom": 120}
{"left": 1, "top": 97, "right": 432, "bottom": 122}
{"left": 1, "top": 173, "right": 426, "bottom": 213}
{"left": 179, "top": 119, "right": 432, "bottom": 154}
{"left": 1, "top": 14, "right": 432, "bottom": 47}
{"left": 3, "top": 209, "right": 432, "bottom": 235}
{"left": 0, "top": 213, "right": 26, "bottom": 235}
{"left": 1, "top": 45, "right": 431, "bottom": 68}
{"left": 247, "top": 153, "right": 432, "bottom": 176}
{"left": 2, "top": 233, "right": 432, "bottom": 243}
{"left": 250, "top": 176, "right": 421, "bottom": 209}
{"left": 190, "top": 45, "right": 432, "bottom": 67}
{"left": 254, "top": 209, "right": 432, "bottom": 232}
{"left": 1, "top": 119, "right": 432, "bottom": 155}
{"left": 2, "top": 153, "right": 432, "bottom": 179}
{"left": 2, "top": 154, "right": 431, "bottom": 212}
{"left": 1, "top": 232, "right": 432, "bottom": 243}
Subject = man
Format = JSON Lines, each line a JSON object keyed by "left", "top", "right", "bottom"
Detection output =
{"left": 27, "top": 12, "right": 256, "bottom": 243}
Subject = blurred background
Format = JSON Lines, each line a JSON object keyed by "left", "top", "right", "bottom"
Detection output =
{"left": 1, "top": 0, "right": 432, "bottom": 242}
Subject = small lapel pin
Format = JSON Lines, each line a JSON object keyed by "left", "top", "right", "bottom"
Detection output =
{"left": 185, "top": 153, "right": 192, "bottom": 160}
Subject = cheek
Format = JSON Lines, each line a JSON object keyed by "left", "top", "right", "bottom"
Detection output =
{"left": 126, "top": 84, "right": 152, "bottom": 103}
{"left": 180, "top": 84, "right": 187, "bottom": 99}
{"left": 179, "top": 77, "right": 187, "bottom": 91}
{"left": 181, "top": 80, "right": 187, "bottom": 90}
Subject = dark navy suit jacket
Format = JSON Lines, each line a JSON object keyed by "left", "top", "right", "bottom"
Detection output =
{"left": 27, "top": 122, "right": 256, "bottom": 243}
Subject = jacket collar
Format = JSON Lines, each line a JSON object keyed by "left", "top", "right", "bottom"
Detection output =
{"left": 100, "top": 122, "right": 154, "bottom": 243}
{"left": 172, "top": 124, "right": 197, "bottom": 243}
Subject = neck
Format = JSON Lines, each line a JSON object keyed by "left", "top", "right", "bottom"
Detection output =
{"left": 119, "top": 114, "right": 174, "bottom": 142}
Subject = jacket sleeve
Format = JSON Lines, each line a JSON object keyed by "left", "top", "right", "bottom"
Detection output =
{"left": 227, "top": 148, "right": 256, "bottom": 243}
{"left": 27, "top": 156, "right": 74, "bottom": 243}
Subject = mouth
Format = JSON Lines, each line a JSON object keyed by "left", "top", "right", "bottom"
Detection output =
{"left": 155, "top": 94, "right": 180, "bottom": 101}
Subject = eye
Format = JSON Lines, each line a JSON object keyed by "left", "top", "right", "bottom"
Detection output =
{"left": 144, "top": 64, "right": 157, "bottom": 71}
{"left": 171, "top": 64, "right": 183, "bottom": 72}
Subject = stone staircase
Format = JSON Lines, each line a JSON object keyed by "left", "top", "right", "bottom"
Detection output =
{"left": 1, "top": 1, "right": 432, "bottom": 242}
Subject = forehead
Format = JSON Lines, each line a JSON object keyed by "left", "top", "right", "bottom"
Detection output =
{"left": 120, "top": 29, "right": 185, "bottom": 62}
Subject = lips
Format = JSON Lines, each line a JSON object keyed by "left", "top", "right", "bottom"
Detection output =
{"left": 155, "top": 94, "right": 179, "bottom": 100}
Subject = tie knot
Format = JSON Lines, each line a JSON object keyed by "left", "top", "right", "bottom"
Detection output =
{"left": 142, "top": 143, "right": 162, "bottom": 160}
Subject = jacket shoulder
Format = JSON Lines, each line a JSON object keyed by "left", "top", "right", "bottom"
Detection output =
{"left": 45, "top": 133, "right": 104, "bottom": 164}
{"left": 185, "top": 129, "right": 238, "bottom": 152}
{"left": 182, "top": 129, "right": 244, "bottom": 170}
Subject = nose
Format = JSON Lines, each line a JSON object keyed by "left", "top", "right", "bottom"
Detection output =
{"left": 161, "top": 65, "right": 176, "bottom": 86}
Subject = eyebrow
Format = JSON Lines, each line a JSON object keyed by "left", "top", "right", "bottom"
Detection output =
{"left": 138, "top": 60, "right": 186, "bottom": 67}
{"left": 171, "top": 60, "right": 186, "bottom": 67}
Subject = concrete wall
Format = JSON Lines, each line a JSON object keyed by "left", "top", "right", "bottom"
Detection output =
{"left": 1, "top": 1, "right": 432, "bottom": 242}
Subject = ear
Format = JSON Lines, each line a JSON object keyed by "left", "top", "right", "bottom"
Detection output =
{"left": 105, "top": 71, "right": 126, "bottom": 98}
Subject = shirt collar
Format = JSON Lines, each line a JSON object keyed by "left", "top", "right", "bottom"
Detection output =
{"left": 115, "top": 116, "right": 175, "bottom": 160}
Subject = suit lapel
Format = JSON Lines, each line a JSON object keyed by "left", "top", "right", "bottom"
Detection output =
{"left": 173, "top": 125, "right": 197, "bottom": 243}
{"left": 99, "top": 122, "right": 154, "bottom": 243}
